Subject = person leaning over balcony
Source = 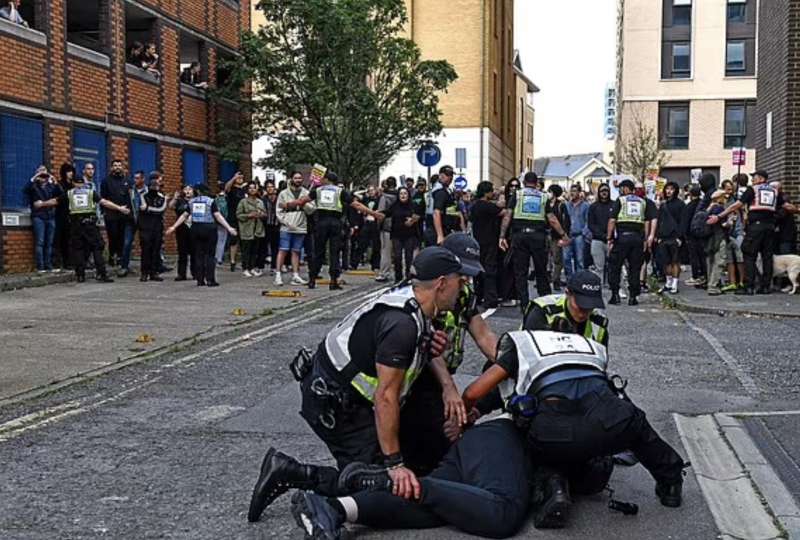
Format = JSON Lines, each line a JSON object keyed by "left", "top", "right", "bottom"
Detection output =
{"left": 140, "top": 42, "right": 161, "bottom": 78}
{"left": 0, "top": 0, "right": 29, "bottom": 27}
{"left": 180, "top": 62, "right": 208, "bottom": 89}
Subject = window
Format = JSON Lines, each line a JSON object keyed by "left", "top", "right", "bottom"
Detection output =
{"left": 130, "top": 139, "right": 158, "bottom": 176}
{"left": 183, "top": 149, "right": 206, "bottom": 186}
{"left": 0, "top": 114, "right": 44, "bottom": 210}
{"left": 766, "top": 112, "right": 773, "bottom": 149}
{"left": 672, "top": 1, "right": 691, "bottom": 26}
{"left": 726, "top": 40, "right": 746, "bottom": 74}
{"left": 67, "top": 1, "right": 103, "bottom": 53}
{"left": 659, "top": 102, "right": 690, "bottom": 149}
{"left": 727, "top": 0, "right": 747, "bottom": 22}
{"left": 527, "top": 123, "right": 534, "bottom": 143}
{"left": 724, "top": 100, "right": 756, "bottom": 148}
{"left": 180, "top": 33, "right": 206, "bottom": 89}
{"left": 216, "top": 50, "right": 235, "bottom": 90}
{"left": 672, "top": 43, "right": 691, "bottom": 74}
{"left": 125, "top": 3, "right": 158, "bottom": 74}
{"left": 493, "top": 73, "right": 498, "bottom": 114}
{"left": 73, "top": 128, "right": 107, "bottom": 191}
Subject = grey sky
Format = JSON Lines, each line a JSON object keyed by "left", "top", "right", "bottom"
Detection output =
{"left": 515, "top": 0, "right": 616, "bottom": 158}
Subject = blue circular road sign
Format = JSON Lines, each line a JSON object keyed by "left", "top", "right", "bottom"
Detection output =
{"left": 454, "top": 176, "right": 468, "bottom": 191}
{"left": 417, "top": 143, "right": 442, "bottom": 168}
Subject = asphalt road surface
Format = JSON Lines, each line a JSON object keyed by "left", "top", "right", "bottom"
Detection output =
{"left": 2, "top": 288, "right": 799, "bottom": 539}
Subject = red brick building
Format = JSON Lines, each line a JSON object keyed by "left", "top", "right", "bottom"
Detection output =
{"left": 0, "top": 0, "right": 251, "bottom": 273}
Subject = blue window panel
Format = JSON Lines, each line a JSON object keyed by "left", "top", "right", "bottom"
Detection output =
{"left": 0, "top": 114, "right": 44, "bottom": 210}
{"left": 220, "top": 159, "right": 238, "bottom": 186}
{"left": 73, "top": 128, "right": 107, "bottom": 191}
{"left": 182, "top": 149, "right": 206, "bottom": 187}
{"left": 130, "top": 139, "right": 158, "bottom": 179}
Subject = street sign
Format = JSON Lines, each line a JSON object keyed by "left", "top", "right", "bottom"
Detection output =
{"left": 417, "top": 143, "right": 442, "bottom": 168}
{"left": 454, "top": 176, "right": 468, "bottom": 191}
{"left": 690, "top": 168, "right": 703, "bottom": 184}
{"left": 732, "top": 147, "right": 746, "bottom": 166}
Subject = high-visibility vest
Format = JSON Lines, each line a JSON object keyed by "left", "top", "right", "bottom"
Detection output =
{"left": 427, "top": 184, "right": 459, "bottom": 217}
{"left": 190, "top": 196, "right": 214, "bottom": 224}
{"left": 513, "top": 188, "right": 548, "bottom": 222}
{"left": 749, "top": 184, "right": 778, "bottom": 213}
{"left": 324, "top": 285, "right": 431, "bottom": 403}
{"left": 498, "top": 330, "right": 608, "bottom": 406}
{"left": 316, "top": 185, "right": 344, "bottom": 213}
{"left": 437, "top": 284, "right": 477, "bottom": 372}
{"left": 68, "top": 185, "right": 97, "bottom": 215}
{"left": 523, "top": 294, "right": 608, "bottom": 345}
{"left": 617, "top": 195, "right": 646, "bottom": 224}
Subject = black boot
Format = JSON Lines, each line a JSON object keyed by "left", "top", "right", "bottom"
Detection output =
{"left": 247, "top": 448, "right": 319, "bottom": 522}
{"left": 735, "top": 287, "right": 755, "bottom": 296}
{"left": 628, "top": 296, "right": 638, "bottom": 306}
{"left": 655, "top": 477, "right": 683, "bottom": 508}
{"left": 329, "top": 280, "right": 343, "bottom": 291}
{"left": 337, "top": 462, "right": 392, "bottom": 494}
{"left": 533, "top": 471, "right": 572, "bottom": 529}
{"left": 149, "top": 274, "right": 164, "bottom": 282}
{"left": 291, "top": 491, "right": 346, "bottom": 540}
{"left": 609, "top": 291, "right": 621, "bottom": 305}
{"left": 97, "top": 274, "right": 114, "bottom": 283}
{"left": 76, "top": 273, "right": 86, "bottom": 283}
{"left": 308, "top": 277, "right": 316, "bottom": 289}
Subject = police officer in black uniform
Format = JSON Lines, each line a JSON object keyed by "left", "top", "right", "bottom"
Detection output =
{"left": 426, "top": 165, "right": 463, "bottom": 246}
{"left": 246, "top": 247, "right": 475, "bottom": 522}
{"left": 137, "top": 172, "right": 167, "bottom": 282}
{"left": 607, "top": 179, "right": 658, "bottom": 306}
{"left": 307, "top": 172, "right": 383, "bottom": 290}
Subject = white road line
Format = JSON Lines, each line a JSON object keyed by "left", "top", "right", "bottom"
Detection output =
{"left": 678, "top": 311, "right": 760, "bottom": 397}
{"left": 725, "top": 410, "right": 800, "bottom": 417}
{"left": 481, "top": 308, "right": 497, "bottom": 320}
{"left": 674, "top": 413, "right": 783, "bottom": 540}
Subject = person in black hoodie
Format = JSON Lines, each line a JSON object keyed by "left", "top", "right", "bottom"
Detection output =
{"left": 587, "top": 183, "right": 612, "bottom": 285}
{"left": 100, "top": 160, "right": 133, "bottom": 270}
{"left": 656, "top": 181, "right": 686, "bottom": 294}
{"left": 138, "top": 172, "right": 168, "bottom": 282}
{"left": 381, "top": 186, "right": 422, "bottom": 282}
{"left": 680, "top": 185, "right": 707, "bottom": 286}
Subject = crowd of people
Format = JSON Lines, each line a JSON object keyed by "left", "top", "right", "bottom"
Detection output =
{"left": 22, "top": 162, "right": 798, "bottom": 299}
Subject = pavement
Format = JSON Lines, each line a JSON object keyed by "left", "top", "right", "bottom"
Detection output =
{"left": 658, "top": 279, "right": 800, "bottom": 318}
{"left": 1, "top": 278, "right": 800, "bottom": 539}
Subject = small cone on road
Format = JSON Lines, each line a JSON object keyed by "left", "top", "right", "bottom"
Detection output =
{"left": 232, "top": 307, "right": 247, "bottom": 316}
{"left": 135, "top": 334, "right": 154, "bottom": 343}
{"left": 345, "top": 270, "right": 375, "bottom": 276}
{"left": 261, "top": 290, "right": 303, "bottom": 298}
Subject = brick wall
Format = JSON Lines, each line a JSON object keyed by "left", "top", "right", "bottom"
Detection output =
{"left": 110, "top": 133, "right": 130, "bottom": 164}
{"left": 161, "top": 24, "right": 181, "bottom": 134}
{"left": 180, "top": 0, "right": 207, "bottom": 33}
{"left": 48, "top": 0, "right": 66, "bottom": 108}
{"left": 67, "top": 59, "right": 111, "bottom": 119}
{"left": 0, "top": 36, "right": 47, "bottom": 105}
{"left": 160, "top": 143, "right": 182, "bottom": 251}
{"left": 47, "top": 121, "right": 72, "bottom": 171}
{"left": 2, "top": 230, "right": 34, "bottom": 273}
{"left": 217, "top": 3, "right": 240, "bottom": 49}
{"left": 182, "top": 95, "right": 208, "bottom": 141}
{"left": 126, "top": 77, "right": 161, "bottom": 131}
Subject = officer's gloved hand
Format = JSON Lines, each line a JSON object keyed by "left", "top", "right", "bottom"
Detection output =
{"left": 428, "top": 330, "right": 449, "bottom": 358}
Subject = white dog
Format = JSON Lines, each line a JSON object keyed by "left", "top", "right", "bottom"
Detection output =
{"left": 773, "top": 254, "right": 800, "bottom": 294}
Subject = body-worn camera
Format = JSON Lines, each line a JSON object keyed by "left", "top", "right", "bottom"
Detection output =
{"left": 289, "top": 347, "right": 313, "bottom": 382}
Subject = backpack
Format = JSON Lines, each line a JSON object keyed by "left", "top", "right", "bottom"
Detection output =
{"left": 690, "top": 208, "right": 712, "bottom": 239}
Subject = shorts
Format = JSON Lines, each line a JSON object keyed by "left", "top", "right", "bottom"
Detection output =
{"left": 279, "top": 231, "right": 306, "bottom": 252}
{"left": 659, "top": 239, "right": 680, "bottom": 265}
{"left": 228, "top": 221, "right": 240, "bottom": 246}
{"left": 725, "top": 235, "right": 744, "bottom": 264}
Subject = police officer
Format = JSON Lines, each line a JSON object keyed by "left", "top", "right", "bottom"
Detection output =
{"left": 67, "top": 162, "right": 129, "bottom": 283}
{"left": 463, "top": 325, "right": 686, "bottom": 529}
{"left": 137, "top": 172, "right": 167, "bottom": 282}
{"left": 607, "top": 179, "right": 657, "bottom": 305}
{"left": 499, "top": 172, "right": 570, "bottom": 310}
{"left": 425, "top": 166, "right": 463, "bottom": 246}
{"left": 166, "top": 184, "right": 237, "bottom": 287}
{"left": 307, "top": 172, "right": 383, "bottom": 290}
{"left": 399, "top": 233, "right": 500, "bottom": 475}
{"left": 247, "top": 247, "right": 475, "bottom": 522}
{"left": 709, "top": 170, "right": 796, "bottom": 295}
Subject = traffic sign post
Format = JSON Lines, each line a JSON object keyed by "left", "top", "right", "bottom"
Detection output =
{"left": 732, "top": 147, "right": 746, "bottom": 177}
{"left": 454, "top": 175, "right": 467, "bottom": 191}
{"left": 417, "top": 142, "right": 441, "bottom": 181}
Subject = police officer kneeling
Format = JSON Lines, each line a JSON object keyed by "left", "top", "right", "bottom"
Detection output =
{"left": 247, "top": 247, "right": 474, "bottom": 522}
{"left": 463, "top": 280, "right": 686, "bottom": 529}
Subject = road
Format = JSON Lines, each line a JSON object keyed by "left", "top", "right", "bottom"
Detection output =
{"left": 1, "top": 286, "right": 799, "bottom": 539}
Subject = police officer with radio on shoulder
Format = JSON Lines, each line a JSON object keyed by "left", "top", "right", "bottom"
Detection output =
{"left": 463, "top": 276, "right": 686, "bottom": 530}
{"left": 246, "top": 247, "right": 476, "bottom": 523}
{"left": 425, "top": 166, "right": 464, "bottom": 246}
{"left": 499, "top": 172, "right": 570, "bottom": 311}
{"left": 606, "top": 179, "right": 658, "bottom": 306}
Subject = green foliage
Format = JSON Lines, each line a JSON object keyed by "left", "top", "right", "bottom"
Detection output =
{"left": 616, "top": 105, "right": 671, "bottom": 181}
{"left": 215, "top": 0, "right": 457, "bottom": 184}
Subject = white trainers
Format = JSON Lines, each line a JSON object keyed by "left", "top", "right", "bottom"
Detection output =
{"left": 243, "top": 270, "right": 253, "bottom": 278}
{"left": 619, "top": 290, "right": 628, "bottom": 299}
{"left": 274, "top": 273, "right": 284, "bottom": 286}
{"left": 291, "top": 274, "right": 308, "bottom": 285}
{"left": 252, "top": 269, "right": 263, "bottom": 277}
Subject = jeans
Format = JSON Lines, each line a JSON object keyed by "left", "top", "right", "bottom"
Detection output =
{"left": 562, "top": 234, "right": 586, "bottom": 278}
{"left": 590, "top": 239, "right": 608, "bottom": 283}
{"left": 32, "top": 215, "right": 56, "bottom": 270}
{"left": 120, "top": 222, "right": 136, "bottom": 270}
{"left": 215, "top": 225, "right": 229, "bottom": 264}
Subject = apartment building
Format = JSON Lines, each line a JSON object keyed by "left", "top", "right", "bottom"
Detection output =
{"left": 0, "top": 0, "right": 251, "bottom": 274}
{"left": 617, "top": 0, "right": 758, "bottom": 185}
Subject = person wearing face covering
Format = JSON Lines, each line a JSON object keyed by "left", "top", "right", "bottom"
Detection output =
{"left": 587, "top": 184, "right": 613, "bottom": 285}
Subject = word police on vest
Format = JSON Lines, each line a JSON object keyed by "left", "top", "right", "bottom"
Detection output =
{"left": 409, "top": 246, "right": 480, "bottom": 280}
{"left": 566, "top": 270, "right": 606, "bottom": 310}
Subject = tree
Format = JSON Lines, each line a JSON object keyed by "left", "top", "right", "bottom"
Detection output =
{"left": 616, "top": 105, "right": 670, "bottom": 181}
{"left": 216, "top": 0, "right": 457, "bottom": 185}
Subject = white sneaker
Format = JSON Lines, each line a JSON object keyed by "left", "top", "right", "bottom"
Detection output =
{"left": 670, "top": 284, "right": 679, "bottom": 294}
{"left": 685, "top": 278, "right": 698, "bottom": 286}
{"left": 619, "top": 290, "right": 628, "bottom": 299}
{"left": 243, "top": 270, "right": 253, "bottom": 278}
{"left": 252, "top": 269, "right": 263, "bottom": 277}
{"left": 274, "top": 273, "right": 284, "bottom": 286}
{"left": 291, "top": 274, "right": 308, "bottom": 285}
{"left": 51, "top": 268, "right": 62, "bottom": 274}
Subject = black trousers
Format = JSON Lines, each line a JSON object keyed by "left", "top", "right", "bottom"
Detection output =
{"left": 392, "top": 236, "right": 418, "bottom": 282}
{"left": 190, "top": 224, "right": 217, "bottom": 285}
{"left": 353, "top": 419, "right": 531, "bottom": 539}
{"left": 742, "top": 221, "right": 775, "bottom": 290}
{"left": 498, "top": 245, "right": 517, "bottom": 301}
{"left": 511, "top": 230, "right": 550, "bottom": 308}
{"left": 399, "top": 372, "right": 451, "bottom": 477}
{"left": 527, "top": 385, "right": 685, "bottom": 486}
{"left": 476, "top": 239, "right": 499, "bottom": 306}
{"left": 105, "top": 218, "right": 126, "bottom": 261}
{"left": 240, "top": 237, "right": 261, "bottom": 271}
{"left": 55, "top": 213, "right": 71, "bottom": 268}
{"left": 70, "top": 219, "right": 107, "bottom": 278}
{"left": 139, "top": 225, "right": 163, "bottom": 277}
{"left": 175, "top": 224, "right": 195, "bottom": 279}
{"left": 353, "top": 223, "right": 381, "bottom": 269}
{"left": 686, "top": 236, "right": 707, "bottom": 279}
{"left": 608, "top": 231, "right": 645, "bottom": 296}
{"left": 263, "top": 225, "right": 280, "bottom": 269}
{"left": 311, "top": 217, "right": 343, "bottom": 280}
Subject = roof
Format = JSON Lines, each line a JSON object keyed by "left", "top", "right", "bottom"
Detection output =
{"left": 587, "top": 166, "right": 611, "bottom": 178}
{"left": 513, "top": 50, "right": 540, "bottom": 93}
{"left": 534, "top": 153, "right": 610, "bottom": 180}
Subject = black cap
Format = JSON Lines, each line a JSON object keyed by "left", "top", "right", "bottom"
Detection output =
{"left": 566, "top": 271, "right": 605, "bottom": 310}
{"left": 618, "top": 179, "right": 635, "bottom": 191}
{"left": 409, "top": 247, "right": 471, "bottom": 280}
{"left": 442, "top": 233, "right": 483, "bottom": 276}
{"left": 523, "top": 172, "right": 538, "bottom": 185}
{"left": 325, "top": 171, "right": 339, "bottom": 184}
{"left": 439, "top": 165, "right": 454, "bottom": 177}
{"left": 752, "top": 170, "right": 769, "bottom": 180}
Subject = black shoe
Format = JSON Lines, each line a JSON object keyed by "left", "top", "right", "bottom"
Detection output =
{"left": 158, "top": 266, "right": 172, "bottom": 273}
{"left": 533, "top": 473, "right": 572, "bottom": 529}
{"left": 628, "top": 296, "right": 639, "bottom": 306}
{"left": 308, "top": 278, "right": 316, "bottom": 290}
{"left": 552, "top": 283, "right": 562, "bottom": 292}
{"left": 150, "top": 274, "right": 164, "bottom": 282}
{"left": 735, "top": 287, "right": 755, "bottom": 296}
{"left": 230, "top": 263, "right": 236, "bottom": 273}
{"left": 655, "top": 479, "right": 683, "bottom": 508}
{"left": 140, "top": 275, "right": 149, "bottom": 282}
{"left": 206, "top": 281, "right": 220, "bottom": 287}
{"left": 609, "top": 292, "right": 621, "bottom": 305}
{"left": 117, "top": 268, "right": 129, "bottom": 278}
{"left": 329, "top": 282, "right": 343, "bottom": 291}
{"left": 248, "top": 448, "right": 314, "bottom": 522}
{"left": 97, "top": 275, "right": 114, "bottom": 283}
{"left": 197, "top": 280, "right": 206, "bottom": 286}
{"left": 175, "top": 276, "right": 188, "bottom": 281}
{"left": 337, "top": 462, "right": 392, "bottom": 494}
{"left": 76, "top": 274, "right": 86, "bottom": 283}
{"left": 290, "top": 491, "right": 346, "bottom": 540}
{"left": 756, "top": 287, "right": 771, "bottom": 295}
